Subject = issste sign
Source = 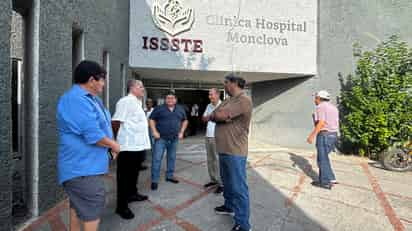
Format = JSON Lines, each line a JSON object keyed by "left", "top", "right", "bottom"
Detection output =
{"left": 130, "top": 0, "right": 317, "bottom": 74}
{"left": 142, "top": 0, "right": 203, "bottom": 53}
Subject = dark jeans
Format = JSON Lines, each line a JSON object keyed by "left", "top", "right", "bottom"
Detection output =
{"left": 316, "top": 132, "right": 337, "bottom": 185}
{"left": 219, "top": 153, "right": 251, "bottom": 231}
{"left": 151, "top": 138, "right": 178, "bottom": 183}
{"left": 116, "top": 151, "right": 145, "bottom": 209}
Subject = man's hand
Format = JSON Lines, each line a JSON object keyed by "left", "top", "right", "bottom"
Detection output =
{"left": 212, "top": 110, "right": 230, "bottom": 122}
{"left": 306, "top": 134, "right": 315, "bottom": 144}
{"left": 153, "top": 131, "right": 161, "bottom": 140}
{"left": 112, "top": 142, "right": 121, "bottom": 154}
{"left": 307, "top": 120, "right": 325, "bottom": 144}
{"left": 110, "top": 142, "right": 120, "bottom": 160}
{"left": 111, "top": 151, "right": 119, "bottom": 160}
{"left": 178, "top": 132, "right": 184, "bottom": 140}
{"left": 202, "top": 116, "right": 210, "bottom": 123}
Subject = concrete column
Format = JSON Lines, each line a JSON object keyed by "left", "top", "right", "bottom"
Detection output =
{"left": 0, "top": 1, "right": 12, "bottom": 230}
{"left": 24, "top": 0, "right": 40, "bottom": 218}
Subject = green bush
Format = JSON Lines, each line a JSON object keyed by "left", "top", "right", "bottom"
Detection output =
{"left": 339, "top": 36, "right": 412, "bottom": 158}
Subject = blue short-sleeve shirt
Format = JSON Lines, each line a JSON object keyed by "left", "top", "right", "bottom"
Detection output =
{"left": 56, "top": 84, "right": 113, "bottom": 184}
{"left": 149, "top": 104, "right": 187, "bottom": 140}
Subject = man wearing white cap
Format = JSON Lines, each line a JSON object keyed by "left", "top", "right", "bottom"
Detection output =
{"left": 307, "top": 90, "right": 339, "bottom": 190}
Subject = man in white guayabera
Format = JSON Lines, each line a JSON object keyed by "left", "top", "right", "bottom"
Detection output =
{"left": 112, "top": 80, "right": 151, "bottom": 219}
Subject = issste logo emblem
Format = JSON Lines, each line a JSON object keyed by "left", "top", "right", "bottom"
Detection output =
{"left": 152, "top": 0, "right": 195, "bottom": 36}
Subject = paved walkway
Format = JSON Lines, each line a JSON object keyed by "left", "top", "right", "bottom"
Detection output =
{"left": 22, "top": 137, "right": 412, "bottom": 231}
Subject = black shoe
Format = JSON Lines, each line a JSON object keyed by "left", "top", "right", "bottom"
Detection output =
{"left": 115, "top": 207, "right": 135, "bottom": 219}
{"left": 151, "top": 182, "right": 158, "bottom": 191}
{"left": 166, "top": 178, "right": 179, "bottom": 184}
{"left": 214, "top": 186, "right": 224, "bottom": 194}
{"left": 128, "top": 193, "right": 148, "bottom": 202}
{"left": 231, "top": 224, "right": 251, "bottom": 231}
{"left": 311, "top": 181, "right": 332, "bottom": 190}
{"left": 214, "top": 205, "right": 234, "bottom": 216}
{"left": 139, "top": 165, "right": 148, "bottom": 171}
{"left": 204, "top": 182, "right": 218, "bottom": 188}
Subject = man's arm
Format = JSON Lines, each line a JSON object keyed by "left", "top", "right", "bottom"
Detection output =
{"left": 307, "top": 120, "right": 325, "bottom": 144}
{"left": 201, "top": 106, "right": 209, "bottom": 122}
{"left": 210, "top": 108, "right": 230, "bottom": 122}
{"left": 111, "top": 121, "right": 121, "bottom": 139}
{"left": 178, "top": 120, "right": 189, "bottom": 139}
{"left": 60, "top": 97, "right": 120, "bottom": 159}
{"left": 96, "top": 137, "right": 120, "bottom": 159}
{"left": 112, "top": 99, "right": 127, "bottom": 140}
{"left": 149, "top": 119, "right": 160, "bottom": 139}
{"left": 307, "top": 106, "right": 327, "bottom": 144}
{"left": 210, "top": 98, "right": 250, "bottom": 122}
{"left": 96, "top": 137, "right": 120, "bottom": 152}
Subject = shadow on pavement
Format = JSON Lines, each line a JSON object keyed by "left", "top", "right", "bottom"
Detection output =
{"left": 289, "top": 152, "right": 318, "bottom": 182}
{"left": 97, "top": 140, "right": 328, "bottom": 231}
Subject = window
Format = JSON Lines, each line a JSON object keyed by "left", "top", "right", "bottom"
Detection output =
{"left": 72, "top": 27, "right": 84, "bottom": 75}
{"left": 102, "top": 51, "right": 110, "bottom": 108}
{"left": 121, "top": 63, "right": 126, "bottom": 96}
{"left": 11, "top": 58, "right": 22, "bottom": 155}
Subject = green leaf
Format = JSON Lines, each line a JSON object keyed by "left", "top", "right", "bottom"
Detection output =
{"left": 339, "top": 35, "right": 412, "bottom": 157}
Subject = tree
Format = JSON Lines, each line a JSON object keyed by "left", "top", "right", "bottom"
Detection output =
{"left": 339, "top": 36, "right": 412, "bottom": 158}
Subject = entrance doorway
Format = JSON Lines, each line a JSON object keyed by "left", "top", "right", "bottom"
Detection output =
{"left": 176, "top": 89, "right": 209, "bottom": 136}
{"left": 10, "top": 0, "right": 40, "bottom": 227}
{"left": 142, "top": 79, "right": 224, "bottom": 137}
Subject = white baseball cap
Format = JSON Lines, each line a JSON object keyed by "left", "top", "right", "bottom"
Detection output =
{"left": 315, "top": 90, "right": 331, "bottom": 100}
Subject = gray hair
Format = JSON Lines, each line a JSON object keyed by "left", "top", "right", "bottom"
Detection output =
{"left": 127, "top": 79, "right": 143, "bottom": 93}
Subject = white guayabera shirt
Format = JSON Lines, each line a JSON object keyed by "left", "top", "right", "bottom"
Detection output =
{"left": 112, "top": 94, "right": 151, "bottom": 152}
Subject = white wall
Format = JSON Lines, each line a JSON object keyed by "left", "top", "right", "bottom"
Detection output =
{"left": 130, "top": 0, "right": 317, "bottom": 76}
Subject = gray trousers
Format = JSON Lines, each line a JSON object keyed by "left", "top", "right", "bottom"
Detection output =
{"left": 205, "top": 137, "right": 221, "bottom": 184}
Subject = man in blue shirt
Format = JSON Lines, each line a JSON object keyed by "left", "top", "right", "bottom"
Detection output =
{"left": 149, "top": 92, "right": 188, "bottom": 190}
{"left": 57, "top": 60, "right": 120, "bottom": 231}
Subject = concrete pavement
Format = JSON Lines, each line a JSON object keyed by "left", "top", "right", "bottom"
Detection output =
{"left": 21, "top": 137, "right": 412, "bottom": 231}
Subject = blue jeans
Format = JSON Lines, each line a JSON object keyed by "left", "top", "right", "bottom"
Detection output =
{"left": 316, "top": 132, "right": 337, "bottom": 185}
{"left": 219, "top": 153, "right": 250, "bottom": 231}
{"left": 151, "top": 138, "right": 178, "bottom": 183}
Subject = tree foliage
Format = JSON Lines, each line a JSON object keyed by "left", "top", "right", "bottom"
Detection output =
{"left": 339, "top": 36, "right": 412, "bottom": 157}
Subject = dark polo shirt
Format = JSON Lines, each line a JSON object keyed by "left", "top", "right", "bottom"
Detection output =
{"left": 149, "top": 104, "right": 187, "bottom": 140}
